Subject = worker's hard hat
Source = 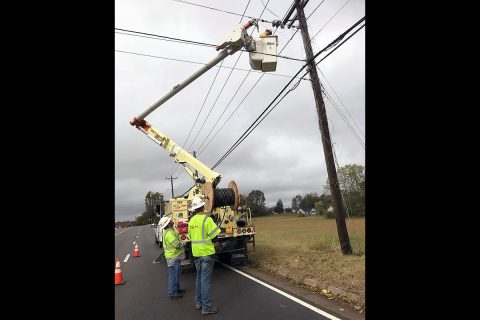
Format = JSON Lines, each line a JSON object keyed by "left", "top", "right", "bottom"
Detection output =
{"left": 188, "top": 197, "right": 205, "bottom": 211}
{"left": 157, "top": 217, "right": 171, "bottom": 230}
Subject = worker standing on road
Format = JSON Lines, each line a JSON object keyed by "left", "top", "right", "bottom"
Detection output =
{"left": 187, "top": 197, "right": 221, "bottom": 316}
{"left": 158, "top": 216, "right": 186, "bottom": 299}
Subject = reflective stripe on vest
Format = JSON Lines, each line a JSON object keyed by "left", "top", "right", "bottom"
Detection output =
{"left": 190, "top": 215, "right": 218, "bottom": 244}
{"left": 163, "top": 229, "right": 177, "bottom": 251}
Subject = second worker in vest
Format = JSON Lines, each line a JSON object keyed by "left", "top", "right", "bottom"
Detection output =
{"left": 187, "top": 197, "right": 221, "bottom": 316}
{"left": 158, "top": 216, "right": 186, "bottom": 299}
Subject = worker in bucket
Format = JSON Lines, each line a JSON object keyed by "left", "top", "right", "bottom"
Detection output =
{"left": 260, "top": 29, "right": 272, "bottom": 37}
{"left": 188, "top": 197, "right": 221, "bottom": 315}
{"left": 158, "top": 216, "right": 186, "bottom": 299}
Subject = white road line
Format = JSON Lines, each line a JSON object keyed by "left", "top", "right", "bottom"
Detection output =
{"left": 218, "top": 262, "right": 343, "bottom": 320}
{"left": 115, "top": 229, "right": 129, "bottom": 236}
{"left": 133, "top": 241, "right": 136, "bottom": 245}
{"left": 124, "top": 254, "right": 130, "bottom": 263}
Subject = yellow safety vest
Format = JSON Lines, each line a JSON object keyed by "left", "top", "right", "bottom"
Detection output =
{"left": 163, "top": 228, "right": 185, "bottom": 259}
{"left": 188, "top": 213, "right": 221, "bottom": 257}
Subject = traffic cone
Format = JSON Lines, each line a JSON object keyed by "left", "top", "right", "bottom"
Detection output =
{"left": 133, "top": 244, "right": 141, "bottom": 257}
{"left": 115, "top": 258, "right": 125, "bottom": 285}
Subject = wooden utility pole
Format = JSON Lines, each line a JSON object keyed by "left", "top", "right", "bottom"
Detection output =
{"left": 295, "top": 0, "right": 352, "bottom": 255}
{"left": 166, "top": 175, "right": 177, "bottom": 199}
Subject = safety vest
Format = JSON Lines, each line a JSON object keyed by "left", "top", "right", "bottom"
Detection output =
{"left": 163, "top": 228, "right": 185, "bottom": 259}
{"left": 188, "top": 213, "right": 221, "bottom": 257}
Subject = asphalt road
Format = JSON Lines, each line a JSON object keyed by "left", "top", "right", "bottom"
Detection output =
{"left": 115, "top": 225, "right": 363, "bottom": 320}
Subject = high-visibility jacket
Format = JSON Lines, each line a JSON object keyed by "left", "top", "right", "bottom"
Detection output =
{"left": 188, "top": 213, "right": 221, "bottom": 257}
{"left": 163, "top": 228, "right": 185, "bottom": 259}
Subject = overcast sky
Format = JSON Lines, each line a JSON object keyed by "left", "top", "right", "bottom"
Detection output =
{"left": 115, "top": 0, "right": 365, "bottom": 221}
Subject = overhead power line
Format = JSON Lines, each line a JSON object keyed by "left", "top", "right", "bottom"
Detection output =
{"left": 115, "top": 49, "right": 309, "bottom": 80}
{"left": 165, "top": 0, "right": 259, "bottom": 181}
{"left": 171, "top": 0, "right": 300, "bottom": 27}
{"left": 311, "top": 0, "right": 352, "bottom": 40}
{"left": 115, "top": 28, "right": 304, "bottom": 62}
{"left": 187, "top": 0, "right": 272, "bottom": 152}
{"left": 197, "top": 0, "right": 319, "bottom": 156}
{"left": 211, "top": 17, "right": 365, "bottom": 169}
{"left": 261, "top": 0, "right": 280, "bottom": 18}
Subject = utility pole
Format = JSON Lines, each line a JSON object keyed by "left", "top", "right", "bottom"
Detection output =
{"left": 295, "top": 0, "right": 352, "bottom": 255}
{"left": 166, "top": 175, "right": 177, "bottom": 199}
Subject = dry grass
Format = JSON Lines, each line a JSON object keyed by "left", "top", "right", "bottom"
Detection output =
{"left": 247, "top": 214, "right": 365, "bottom": 307}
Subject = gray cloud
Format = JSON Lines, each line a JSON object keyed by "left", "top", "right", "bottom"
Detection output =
{"left": 116, "top": 0, "right": 365, "bottom": 220}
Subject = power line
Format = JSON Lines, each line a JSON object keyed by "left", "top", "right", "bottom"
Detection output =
{"left": 311, "top": 0, "right": 352, "bottom": 40}
{"left": 261, "top": 0, "right": 280, "bottom": 18}
{"left": 317, "top": 68, "right": 365, "bottom": 138}
{"left": 115, "top": 50, "right": 309, "bottom": 81}
{"left": 197, "top": 0, "right": 312, "bottom": 156}
{"left": 211, "top": 67, "right": 305, "bottom": 170}
{"left": 164, "top": 0, "right": 255, "bottom": 181}
{"left": 196, "top": 70, "right": 251, "bottom": 153}
{"left": 196, "top": 24, "right": 301, "bottom": 156}
{"left": 183, "top": 60, "right": 224, "bottom": 150}
{"left": 198, "top": 71, "right": 261, "bottom": 155}
{"left": 321, "top": 80, "right": 365, "bottom": 149}
{"left": 307, "top": 0, "right": 326, "bottom": 19}
{"left": 181, "top": 0, "right": 255, "bottom": 154}
{"left": 171, "top": 0, "right": 299, "bottom": 27}
{"left": 115, "top": 28, "right": 304, "bottom": 61}
{"left": 114, "top": 31, "right": 213, "bottom": 47}
{"left": 211, "top": 17, "right": 365, "bottom": 169}
{"left": 115, "top": 27, "right": 214, "bottom": 47}
{"left": 187, "top": 0, "right": 271, "bottom": 152}
{"left": 314, "top": 23, "right": 365, "bottom": 66}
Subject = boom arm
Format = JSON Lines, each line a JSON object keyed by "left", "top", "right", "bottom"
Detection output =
{"left": 128, "top": 19, "right": 263, "bottom": 190}
{"left": 130, "top": 19, "right": 258, "bottom": 126}
{"left": 135, "top": 119, "right": 221, "bottom": 186}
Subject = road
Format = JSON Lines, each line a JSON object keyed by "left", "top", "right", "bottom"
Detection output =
{"left": 115, "top": 225, "right": 364, "bottom": 320}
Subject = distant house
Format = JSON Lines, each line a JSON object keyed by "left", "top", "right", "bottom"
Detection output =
{"left": 309, "top": 208, "right": 316, "bottom": 215}
{"left": 327, "top": 206, "right": 334, "bottom": 213}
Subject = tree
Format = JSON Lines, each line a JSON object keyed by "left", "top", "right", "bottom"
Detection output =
{"left": 291, "top": 195, "right": 302, "bottom": 211}
{"left": 145, "top": 191, "right": 164, "bottom": 218}
{"left": 299, "top": 193, "right": 321, "bottom": 211}
{"left": 325, "top": 164, "right": 365, "bottom": 217}
{"left": 239, "top": 194, "right": 248, "bottom": 207}
{"left": 135, "top": 211, "right": 151, "bottom": 226}
{"left": 246, "top": 190, "right": 267, "bottom": 216}
{"left": 274, "top": 199, "right": 284, "bottom": 213}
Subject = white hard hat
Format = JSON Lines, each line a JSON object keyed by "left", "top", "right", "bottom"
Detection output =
{"left": 157, "top": 217, "right": 171, "bottom": 230}
{"left": 188, "top": 197, "right": 205, "bottom": 211}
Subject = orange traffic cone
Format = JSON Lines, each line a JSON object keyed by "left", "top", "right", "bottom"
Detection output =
{"left": 114, "top": 258, "right": 125, "bottom": 285}
{"left": 133, "top": 244, "right": 141, "bottom": 257}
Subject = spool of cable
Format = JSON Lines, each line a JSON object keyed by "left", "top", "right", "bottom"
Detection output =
{"left": 213, "top": 188, "right": 235, "bottom": 207}
{"left": 203, "top": 180, "right": 240, "bottom": 212}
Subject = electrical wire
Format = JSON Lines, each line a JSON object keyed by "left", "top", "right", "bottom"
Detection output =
{"left": 261, "top": 0, "right": 280, "bottom": 18}
{"left": 307, "top": 0, "right": 326, "bottom": 19}
{"left": 187, "top": 0, "right": 272, "bottom": 152}
{"left": 171, "top": 0, "right": 300, "bottom": 27}
{"left": 115, "top": 28, "right": 304, "bottom": 61}
{"left": 211, "top": 17, "right": 365, "bottom": 169}
{"left": 318, "top": 68, "right": 365, "bottom": 138}
{"left": 115, "top": 50, "right": 309, "bottom": 80}
{"left": 164, "top": 0, "right": 258, "bottom": 185}
{"left": 311, "top": 0, "right": 352, "bottom": 40}
{"left": 196, "top": 4, "right": 310, "bottom": 156}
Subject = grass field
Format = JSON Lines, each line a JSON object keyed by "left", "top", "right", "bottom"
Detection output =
{"left": 247, "top": 214, "right": 365, "bottom": 307}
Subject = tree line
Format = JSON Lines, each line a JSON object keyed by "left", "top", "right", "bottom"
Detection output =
{"left": 116, "top": 164, "right": 364, "bottom": 223}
